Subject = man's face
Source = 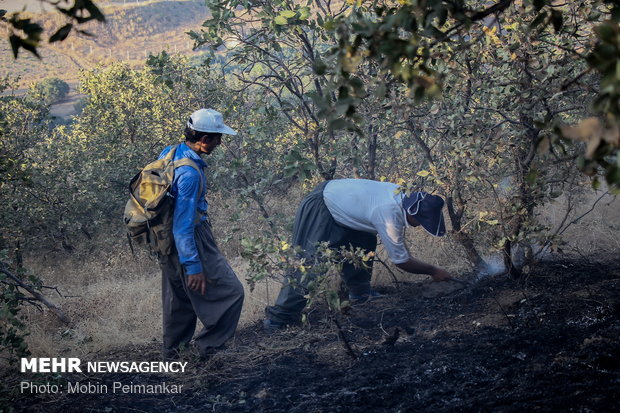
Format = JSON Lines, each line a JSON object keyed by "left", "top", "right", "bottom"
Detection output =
{"left": 199, "top": 133, "right": 222, "bottom": 155}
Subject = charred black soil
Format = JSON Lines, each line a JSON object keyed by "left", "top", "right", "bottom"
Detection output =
{"left": 7, "top": 257, "right": 620, "bottom": 412}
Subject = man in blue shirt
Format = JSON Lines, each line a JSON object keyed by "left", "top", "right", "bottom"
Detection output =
{"left": 158, "top": 109, "right": 244, "bottom": 360}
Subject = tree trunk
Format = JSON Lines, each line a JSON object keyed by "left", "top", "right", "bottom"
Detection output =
{"left": 502, "top": 239, "right": 522, "bottom": 279}
{"left": 503, "top": 112, "right": 539, "bottom": 279}
{"left": 367, "top": 126, "right": 377, "bottom": 180}
{"left": 447, "top": 196, "right": 487, "bottom": 271}
{"left": 13, "top": 240, "right": 23, "bottom": 269}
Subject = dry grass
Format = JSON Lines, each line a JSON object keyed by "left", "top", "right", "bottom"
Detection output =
{"left": 20, "top": 242, "right": 281, "bottom": 358}
{"left": 1, "top": 0, "right": 210, "bottom": 86}
{"left": 541, "top": 189, "right": 620, "bottom": 255}
{"left": 13, "top": 186, "right": 619, "bottom": 360}
{"left": 19, "top": 232, "right": 465, "bottom": 358}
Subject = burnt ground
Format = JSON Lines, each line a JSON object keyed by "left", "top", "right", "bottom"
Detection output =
{"left": 6, "top": 257, "right": 620, "bottom": 412}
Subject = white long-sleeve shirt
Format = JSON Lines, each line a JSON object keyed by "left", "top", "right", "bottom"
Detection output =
{"left": 323, "top": 179, "right": 410, "bottom": 264}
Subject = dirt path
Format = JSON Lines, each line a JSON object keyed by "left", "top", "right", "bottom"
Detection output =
{"left": 8, "top": 257, "right": 620, "bottom": 412}
{"left": 49, "top": 88, "right": 82, "bottom": 120}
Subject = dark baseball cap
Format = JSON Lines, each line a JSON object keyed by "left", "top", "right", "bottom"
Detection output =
{"left": 402, "top": 191, "right": 446, "bottom": 237}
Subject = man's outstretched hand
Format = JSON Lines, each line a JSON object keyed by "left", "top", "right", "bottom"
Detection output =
{"left": 396, "top": 258, "right": 455, "bottom": 282}
{"left": 395, "top": 258, "right": 464, "bottom": 283}
{"left": 187, "top": 272, "right": 208, "bottom": 295}
{"left": 430, "top": 267, "right": 453, "bottom": 282}
{"left": 431, "top": 268, "right": 470, "bottom": 285}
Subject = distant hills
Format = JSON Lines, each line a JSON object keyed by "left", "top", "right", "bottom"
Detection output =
{"left": 1, "top": 0, "right": 211, "bottom": 87}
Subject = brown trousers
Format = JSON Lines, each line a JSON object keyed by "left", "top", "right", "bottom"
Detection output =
{"left": 159, "top": 221, "right": 244, "bottom": 358}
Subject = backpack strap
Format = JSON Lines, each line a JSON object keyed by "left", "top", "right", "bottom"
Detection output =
{"left": 173, "top": 158, "right": 205, "bottom": 197}
{"left": 172, "top": 156, "right": 207, "bottom": 225}
{"left": 165, "top": 143, "right": 205, "bottom": 197}
{"left": 173, "top": 157, "right": 201, "bottom": 171}
{"left": 164, "top": 144, "right": 179, "bottom": 161}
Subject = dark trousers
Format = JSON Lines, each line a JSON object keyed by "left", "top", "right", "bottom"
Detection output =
{"left": 159, "top": 221, "right": 244, "bottom": 358}
{"left": 266, "top": 182, "right": 377, "bottom": 324}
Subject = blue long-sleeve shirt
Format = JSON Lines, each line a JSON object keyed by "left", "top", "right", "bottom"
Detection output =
{"left": 158, "top": 143, "right": 208, "bottom": 275}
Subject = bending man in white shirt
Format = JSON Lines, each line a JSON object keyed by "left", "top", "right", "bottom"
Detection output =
{"left": 264, "top": 179, "right": 453, "bottom": 331}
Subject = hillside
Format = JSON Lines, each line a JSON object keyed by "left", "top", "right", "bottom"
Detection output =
{"left": 0, "top": 0, "right": 211, "bottom": 86}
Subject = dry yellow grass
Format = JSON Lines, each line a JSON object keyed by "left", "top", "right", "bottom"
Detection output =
{"left": 542, "top": 189, "right": 620, "bottom": 254}
{"left": 21, "top": 249, "right": 280, "bottom": 357}
{"left": 18, "top": 235, "right": 465, "bottom": 357}
{"left": 14, "top": 187, "right": 619, "bottom": 360}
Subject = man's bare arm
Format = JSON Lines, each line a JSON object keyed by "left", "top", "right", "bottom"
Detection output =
{"left": 395, "top": 258, "right": 452, "bottom": 281}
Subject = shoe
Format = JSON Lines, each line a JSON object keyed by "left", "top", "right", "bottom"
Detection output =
{"left": 348, "top": 289, "right": 383, "bottom": 303}
{"left": 263, "top": 318, "right": 285, "bottom": 333}
{"left": 163, "top": 350, "right": 180, "bottom": 361}
{"left": 197, "top": 345, "right": 225, "bottom": 360}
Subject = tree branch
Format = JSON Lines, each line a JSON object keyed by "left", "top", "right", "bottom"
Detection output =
{"left": 0, "top": 265, "right": 72, "bottom": 326}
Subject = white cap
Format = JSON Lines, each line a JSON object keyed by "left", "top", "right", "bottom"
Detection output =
{"left": 187, "top": 108, "right": 237, "bottom": 135}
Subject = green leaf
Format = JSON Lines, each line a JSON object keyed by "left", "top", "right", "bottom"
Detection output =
{"left": 313, "top": 58, "right": 326, "bottom": 75}
{"left": 329, "top": 118, "right": 348, "bottom": 130}
{"left": 82, "top": 0, "right": 106, "bottom": 22}
{"left": 9, "top": 34, "right": 21, "bottom": 58}
{"left": 76, "top": 29, "right": 94, "bottom": 37}
{"left": 323, "top": 18, "right": 335, "bottom": 31}
{"left": 605, "top": 164, "right": 620, "bottom": 186}
{"left": 529, "top": 11, "right": 548, "bottom": 30}
{"left": 349, "top": 76, "right": 365, "bottom": 96}
{"left": 550, "top": 9, "right": 563, "bottom": 32}
{"left": 374, "top": 83, "right": 387, "bottom": 99}
{"left": 275, "top": 15, "right": 288, "bottom": 25}
{"left": 49, "top": 24, "right": 73, "bottom": 43}
{"left": 413, "top": 85, "right": 425, "bottom": 102}
{"left": 299, "top": 7, "right": 311, "bottom": 21}
{"left": 9, "top": 35, "right": 40, "bottom": 59}
{"left": 280, "top": 10, "right": 296, "bottom": 18}
{"left": 596, "top": 22, "right": 616, "bottom": 43}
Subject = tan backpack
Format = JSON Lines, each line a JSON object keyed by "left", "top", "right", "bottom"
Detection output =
{"left": 123, "top": 144, "right": 203, "bottom": 256}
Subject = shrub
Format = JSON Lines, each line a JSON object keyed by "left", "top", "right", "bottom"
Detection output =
{"left": 29, "top": 78, "right": 70, "bottom": 105}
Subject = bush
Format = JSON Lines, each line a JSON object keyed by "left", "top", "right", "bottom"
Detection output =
{"left": 29, "top": 78, "right": 70, "bottom": 105}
